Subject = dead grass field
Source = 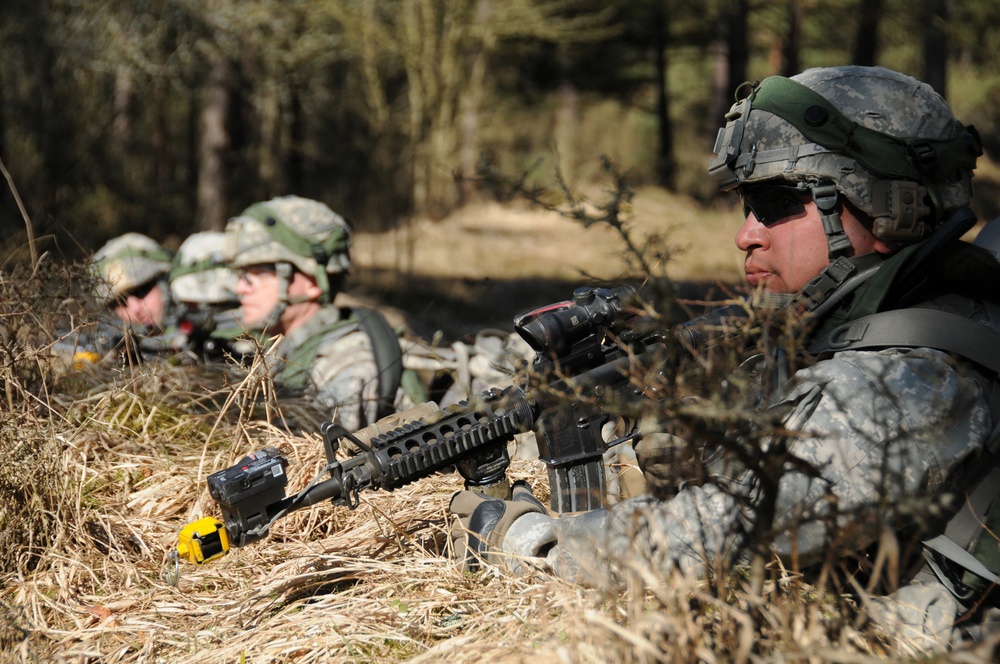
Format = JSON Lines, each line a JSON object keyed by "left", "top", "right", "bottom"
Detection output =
{"left": 350, "top": 188, "right": 746, "bottom": 338}
{"left": 2, "top": 189, "right": 999, "bottom": 663}
{"left": 353, "top": 188, "right": 745, "bottom": 284}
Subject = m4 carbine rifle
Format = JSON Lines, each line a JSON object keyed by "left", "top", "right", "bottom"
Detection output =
{"left": 171, "top": 284, "right": 673, "bottom": 569}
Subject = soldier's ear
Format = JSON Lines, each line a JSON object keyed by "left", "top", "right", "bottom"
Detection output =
{"left": 290, "top": 270, "right": 324, "bottom": 300}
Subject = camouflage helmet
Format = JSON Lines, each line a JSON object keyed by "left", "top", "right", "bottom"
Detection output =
{"left": 92, "top": 232, "right": 173, "bottom": 302}
{"left": 225, "top": 196, "right": 351, "bottom": 296}
{"left": 169, "top": 231, "right": 239, "bottom": 305}
{"left": 709, "top": 66, "right": 981, "bottom": 242}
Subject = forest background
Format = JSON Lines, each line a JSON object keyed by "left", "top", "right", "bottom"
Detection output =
{"left": 3, "top": 0, "right": 1000, "bottom": 269}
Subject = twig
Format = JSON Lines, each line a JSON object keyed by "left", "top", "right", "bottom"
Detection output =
{"left": 0, "top": 153, "right": 37, "bottom": 266}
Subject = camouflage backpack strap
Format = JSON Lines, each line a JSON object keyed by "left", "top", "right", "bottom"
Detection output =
{"left": 817, "top": 295, "right": 1000, "bottom": 607}
{"left": 351, "top": 306, "right": 405, "bottom": 422}
{"left": 806, "top": 245, "right": 1000, "bottom": 605}
{"left": 280, "top": 307, "right": 409, "bottom": 422}
{"left": 280, "top": 314, "right": 360, "bottom": 390}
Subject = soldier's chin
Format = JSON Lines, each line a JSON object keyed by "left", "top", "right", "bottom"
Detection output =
{"left": 241, "top": 308, "right": 277, "bottom": 331}
{"left": 240, "top": 309, "right": 265, "bottom": 328}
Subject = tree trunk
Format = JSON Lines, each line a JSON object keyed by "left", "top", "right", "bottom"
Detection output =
{"left": 113, "top": 66, "right": 133, "bottom": 144}
{"left": 707, "top": 0, "right": 749, "bottom": 138}
{"left": 728, "top": 0, "right": 749, "bottom": 97}
{"left": 922, "top": 0, "right": 949, "bottom": 97}
{"left": 654, "top": 2, "right": 675, "bottom": 189}
{"left": 457, "top": 0, "right": 492, "bottom": 204}
{"left": 707, "top": 21, "right": 728, "bottom": 137}
{"left": 289, "top": 89, "right": 305, "bottom": 193}
{"left": 779, "top": 0, "right": 802, "bottom": 77}
{"left": 196, "top": 48, "right": 231, "bottom": 231}
{"left": 554, "top": 81, "right": 579, "bottom": 183}
{"left": 186, "top": 92, "right": 198, "bottom": 215}
{"left": 258, "top": 80, "right": 282, "bottom": 198}
{"left": 150, "top": 79, "right": 168, "bottom": 199}
{"left": 402, "top": 0, "right": 430, "bottom": 219}
{"left": 851, "top": 0, "right": 883, "bottom": 66}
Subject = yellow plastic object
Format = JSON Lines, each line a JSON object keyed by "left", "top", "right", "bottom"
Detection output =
{"left": 72, "top": 350, "right": 102, "bottom": 368}
{"left": 176, "top": 516, "right": 230, "bottom": 564}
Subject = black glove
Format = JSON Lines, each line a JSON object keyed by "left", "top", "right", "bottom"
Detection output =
{"left": 449, "top": 480, "right": 556, "bottom": 573}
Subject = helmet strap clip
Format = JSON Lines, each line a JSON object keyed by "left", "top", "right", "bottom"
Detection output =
{"left": 811, "top": 184, "right": 852, "bottom": 259}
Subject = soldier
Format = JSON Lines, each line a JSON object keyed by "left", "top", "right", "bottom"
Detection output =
{"left": 224, "top": 195, "right": 406, "bottom": 430}
{"left": 63, "top": 232, "right": 179, "bottom": 365}
{"left": 451, "top": 66, "right": 1000, "bottom": 649}
{"left": 92, "top": 232, "right": 174, "bottom": 332}
{"left": 168, "top": 230, "right": 246, "bottom": 359}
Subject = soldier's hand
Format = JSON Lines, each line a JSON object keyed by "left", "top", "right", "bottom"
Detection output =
{"left": 449, "top": 480, "right": 557, "bottom": 574}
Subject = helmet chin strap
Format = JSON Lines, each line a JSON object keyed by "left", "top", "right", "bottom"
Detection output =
{"left": 258, "top": 263, "right": 327, "bottom": 333}
{"left": 790, "top": 183, "right": 879, "bottom": 316}
{"left": 810, "top": 184, "right": 853, "bottom": 260}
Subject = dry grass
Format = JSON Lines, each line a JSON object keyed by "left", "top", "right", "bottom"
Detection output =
{"left": 4, "top": 382, "right": 996, "bottom": 663}
{"left": 352, "top": 189, "right": 746, "bottom": 286}
{"left": 3, "top": 198, "right": 1000, "bottom": 663}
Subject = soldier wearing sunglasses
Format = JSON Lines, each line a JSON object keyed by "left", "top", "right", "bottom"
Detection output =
{"left": 50, "top": 232, "right": 182, "bottom": 367}
{"left": 93, "top": 233, "right": 175, "bottom": 331}
{"left": 224, "top": 196, "right": 413, "bottom": 431}
{"left": 451, "top": 66, "right": 1000, "bottom": 651}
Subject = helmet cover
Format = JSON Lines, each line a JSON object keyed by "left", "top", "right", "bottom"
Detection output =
{"left": 709, "top": 66, "right": 981, "bottom": 242}
{"left": 224, "top": 196, "right": 352, "bottom": 276}
{"left": 92, "top": 232, "right": 173, "bottom": 302}
{"left": 170, "top": 231, "right": 240, "bottom": 305}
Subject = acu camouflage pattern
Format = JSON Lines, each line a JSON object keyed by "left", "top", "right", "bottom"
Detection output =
{"left": 533, "top": 346, "right": 991, "bottom": 588}
{"left": 224, "top": 196, "right": 352, "bottom": 276}
{"left": 721, "top": 66, "right": 974, "bottom": 226}
{"left": 92, "top": 233, "right": 173, "bottom": 302}
{"left": 266, "top": 304, "right": 393, "bottom": 431}
{"left": 170, "top": 231, "right": 240, "bottom": 306}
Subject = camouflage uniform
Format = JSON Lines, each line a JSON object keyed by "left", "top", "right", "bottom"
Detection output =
{"left": 540, "top": 346, "right": 990, "bottom": 582}
{"left": 454, "top": 67, "right": 999, "bottom": 650}
{"left": 225, "top": 196, "right": 399, "bottom": 431}
{"left": 270, "top": 305, "right": 384, "bottom": 431}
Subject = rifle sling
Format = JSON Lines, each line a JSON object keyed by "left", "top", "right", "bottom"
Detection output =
{"left": 810, "top": 308, "right": 1000, "bottom": 376}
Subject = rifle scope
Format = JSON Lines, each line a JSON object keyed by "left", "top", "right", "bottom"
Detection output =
{"left": 513, "top": 284, "right": 638, "bottom": 357}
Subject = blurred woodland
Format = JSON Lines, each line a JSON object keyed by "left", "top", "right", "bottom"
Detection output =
{"left": 2, "top": 0, "right": 1000, "bottom": 261}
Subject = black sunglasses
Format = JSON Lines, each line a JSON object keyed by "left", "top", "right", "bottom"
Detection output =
{"left": 119, "top": 280, "right": 157, "bottom": 303}
{"left": 740, "top": 185, "right": 810, "bottom": 226}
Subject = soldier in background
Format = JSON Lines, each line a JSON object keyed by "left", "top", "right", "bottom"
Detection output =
{"left": 58, "top": 232, "right": 178, "bottom": 366}
{"left": 92, "top": 232, "right": 174, "bottom": 332}
{"left": 168, "top": 230, "right": 249, "bottom": 360}
{"left": 224, "top": 195, "right": 410, "bottom": 430}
